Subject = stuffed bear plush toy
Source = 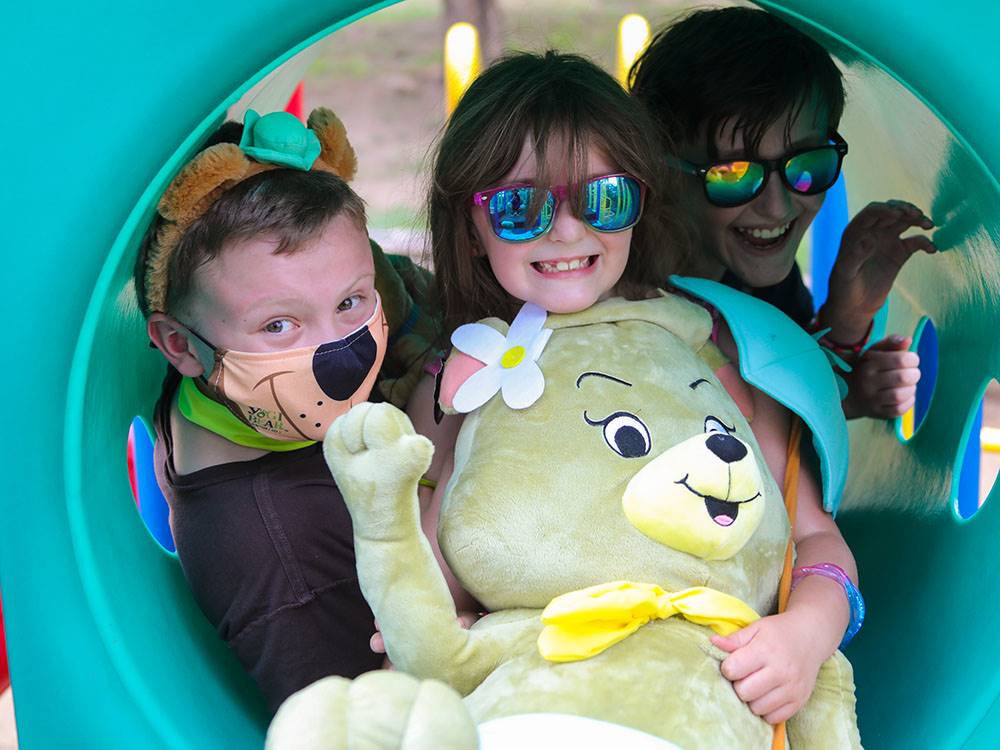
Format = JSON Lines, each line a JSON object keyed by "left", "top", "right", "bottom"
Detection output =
{"left": 267, "top": 290, "right": 860, "bottom": 749}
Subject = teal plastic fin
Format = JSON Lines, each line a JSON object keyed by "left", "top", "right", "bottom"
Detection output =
{"left": 670, "top": 275, "right": 849, "bottom": 514}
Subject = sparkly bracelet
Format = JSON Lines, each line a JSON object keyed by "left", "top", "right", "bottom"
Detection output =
{"left": 791, "top": 563, "right": 866, "bottom": 648}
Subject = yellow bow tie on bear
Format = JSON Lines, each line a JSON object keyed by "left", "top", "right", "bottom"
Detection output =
{"left": 538, "top": 581, "right": 761, "bottom": 662}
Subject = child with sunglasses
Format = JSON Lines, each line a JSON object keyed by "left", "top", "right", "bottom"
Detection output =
{"left": 631, "top": 6, "right": 937, "bottom": 421}
{"left": 397, "top": 49, "right": 683, "bottom": 622}
{"left": 395, "top": 50, "right": 860, "bottom": 732}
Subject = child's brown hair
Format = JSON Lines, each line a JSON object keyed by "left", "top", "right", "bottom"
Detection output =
{"left": 135, "top": 118, "right": 366, "bottom": 318}
{"left": 429, "top": 51, "right": 691, "bottom": 336}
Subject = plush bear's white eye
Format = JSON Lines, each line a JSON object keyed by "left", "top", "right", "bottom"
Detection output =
{"left": 604, "top": 414, "right": 651, "bottom": 458}
{"left": 584, "top": 410, "right": 651, "bottom": 458}
{"left": 704, "top": 415, "right": 735, "bottom": 435}
{"left": 581, "top": 411, "right": 651, "bottom": 458}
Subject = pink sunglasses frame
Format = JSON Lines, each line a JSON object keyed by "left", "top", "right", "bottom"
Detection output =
{"left": 472, "top": 172, "right": 644, "bottom": 208}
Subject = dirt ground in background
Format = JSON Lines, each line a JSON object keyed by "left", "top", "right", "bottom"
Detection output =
{"left": 299, "top": 0, "right": 686, "bottom": 234}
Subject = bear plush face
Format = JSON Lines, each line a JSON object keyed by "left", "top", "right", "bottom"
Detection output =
{"left": 621, "top": 412, "right": 764, "bottom": 560}
{"left": 439, "top": 296, "right": 785, "bottom": 612}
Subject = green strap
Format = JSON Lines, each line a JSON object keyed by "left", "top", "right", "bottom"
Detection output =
{"left": 177, "top": 377, "right": 316, "bottom": 452}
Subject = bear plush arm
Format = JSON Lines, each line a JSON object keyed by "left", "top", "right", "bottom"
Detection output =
{"left": 323, "top": 401, "right": 532, "bottom": 694}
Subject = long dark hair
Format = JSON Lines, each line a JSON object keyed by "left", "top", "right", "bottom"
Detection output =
{"left": 429, "top": 51, "right": 691, "bottom": 337}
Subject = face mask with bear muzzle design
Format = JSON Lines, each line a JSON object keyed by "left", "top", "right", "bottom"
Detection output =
{"left": 185, "top": 294, "right": 388, "bottom": 442}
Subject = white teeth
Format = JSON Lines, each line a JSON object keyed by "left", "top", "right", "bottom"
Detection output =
{"left": 738, "top": 222, "right": 791, "bottom": 240}
{"left": 536, "top": 256, "right": 592, "bottom": 272}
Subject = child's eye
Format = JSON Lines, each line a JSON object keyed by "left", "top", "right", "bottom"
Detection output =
{"left": 337, "top": 294, "right": 363, "bottom": 312}
{"left": 263, "top": 319, "right": 295, "bottom": 334}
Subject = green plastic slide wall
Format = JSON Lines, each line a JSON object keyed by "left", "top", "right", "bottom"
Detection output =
{"left": 1, "top": 0, "right": 997, "bottom": 746}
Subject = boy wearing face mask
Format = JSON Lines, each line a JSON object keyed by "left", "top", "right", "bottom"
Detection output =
{"left": 631, "top": 7, "right": 937, "bottom": 420}
{"left": 136, "top": 110, "right": 435, "bottom": 713}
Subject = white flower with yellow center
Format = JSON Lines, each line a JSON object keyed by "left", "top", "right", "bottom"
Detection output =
{"left": 451, "top": 302, "right": 553, "bottom": 412}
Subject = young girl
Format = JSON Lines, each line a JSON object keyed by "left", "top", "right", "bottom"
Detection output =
{"left": 407, "top": 51, "right": 860, "bottom": 729}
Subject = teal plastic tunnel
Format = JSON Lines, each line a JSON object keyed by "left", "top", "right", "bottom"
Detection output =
{"left": 2, "top": 1, "right": 998, "bottom": 746}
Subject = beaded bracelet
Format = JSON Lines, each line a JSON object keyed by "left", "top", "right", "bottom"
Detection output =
{"left": 791, "top": 563, "right": 866, "bottom": 648}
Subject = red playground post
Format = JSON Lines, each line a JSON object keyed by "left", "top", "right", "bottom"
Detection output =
{"left": 285, "top": 82, "right": 305, "bottom": 121}
{"left": 0, "top": 595, "right": 9, "bottom": 693}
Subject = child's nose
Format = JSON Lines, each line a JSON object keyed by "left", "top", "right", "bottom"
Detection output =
{"left": 751, "top": 171, "right": 794, "bottom": 219}
{"left": 547, "top": 200, "right": 588, "bottom": 243}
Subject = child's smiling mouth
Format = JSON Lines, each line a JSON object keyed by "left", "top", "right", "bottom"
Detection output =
{"left": 532, "top": 255, "right": 597, "bottom": 274}
{"left": 732, "top": 219, "right": 795, "bottom": 251}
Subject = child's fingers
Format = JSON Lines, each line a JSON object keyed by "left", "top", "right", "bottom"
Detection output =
{"left": 886, "top": 202, "right": 931, "bottom": 225}
{"left": 719, "top": 644, "right": 767, "bottom": 682}
{"left": 746, "top": 682, "right": 790, "bottom": 718}
{"left": 372, "top": 613, "right": 474, "bottom": 654}
{"left": 457, "top": 611, "right": 480, "bottom": 630}
{"left": 868, "top": 397, "right": 914, "bottom": 420}
{"left": 877, "top": 382, "right": 917, "bottom": 405}
{"left": 710, "top": 633, "right": 735, "bottom": 653}
{"left": 849, "top": 201, "right": 900, "bottom": 230}
{"left": 733, "top": 666, "right": 780, "bottom": 705}
{"left": 865, "top": 334, "right": 912, "bottom": 354}
{"left": 711, "top": 621, "right": 759, "bottom": 654}
{"left": 852, "top": 344, "right": 919, "bottom": 409}
{"left": 885, "top": 199, "right": 935, "bottom": 229}
{"left": 902, "top": 234, "right": 937, "bottom": 255}
{"left": 880, "top": 395, "right": 916, "bottom": 417}
{"left": 866, "top": 384, "right": 915, "bottom": 417}
{"left": 763, "top": 701, "right": 799, "bottom": 726}
{"left": 858, "top": 350, "right": 919, "bottom": 376}
{"left": 872, "top": 366, "right": 921, "bottom": 390}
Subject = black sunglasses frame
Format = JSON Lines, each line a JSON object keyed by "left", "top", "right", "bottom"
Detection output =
{"left": 671, "top": 131, "right": 849, "bottom": 208}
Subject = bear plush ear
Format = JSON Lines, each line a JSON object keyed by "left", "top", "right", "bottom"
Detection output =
{"left": 307, "top": 107, "right": 357, "bottom": 181}
{"left": 157, "top": 143, "right": 250, "bottom": 225}
{"left": 438, "top": 317, "right": 513, "bottom": 415}
{"left": 437, "top": 349, "right": 488, "bottom": 416}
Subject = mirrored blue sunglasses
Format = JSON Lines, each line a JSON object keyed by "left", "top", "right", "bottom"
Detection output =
{"left": 472, "top": 173, "right": 645, "bottom": 243}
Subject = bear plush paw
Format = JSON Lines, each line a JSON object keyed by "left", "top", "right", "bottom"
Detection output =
{"left": 267, "top": 671, "right": 477, "bottom": 750}
{"left": 323, "top": 402, "right": 433, "bottom": 534}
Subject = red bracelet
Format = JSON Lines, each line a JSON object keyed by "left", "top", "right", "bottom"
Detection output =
{"left": 810, "top": 319, "right": 873, "bottom": 357}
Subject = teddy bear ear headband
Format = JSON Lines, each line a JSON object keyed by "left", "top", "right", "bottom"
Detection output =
{"left": 142, "top": 107, "right": 358, "bottom": 315}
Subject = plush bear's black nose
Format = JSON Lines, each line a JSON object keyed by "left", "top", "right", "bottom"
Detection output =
{"left": 312, "top": 328, "right": 378, "bottom": 400}
{"left": 706, "top": 433, "right": 747, "bottom": 463}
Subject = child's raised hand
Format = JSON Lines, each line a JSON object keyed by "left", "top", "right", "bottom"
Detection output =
{"left": 822, "top": 200, "right": 936, "bottom": 342}
{"left": 842, "top": 335, "right": 921, "bottom": 419}
{"left": 711, "top": 609, "right": 828, "bottom": 725}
